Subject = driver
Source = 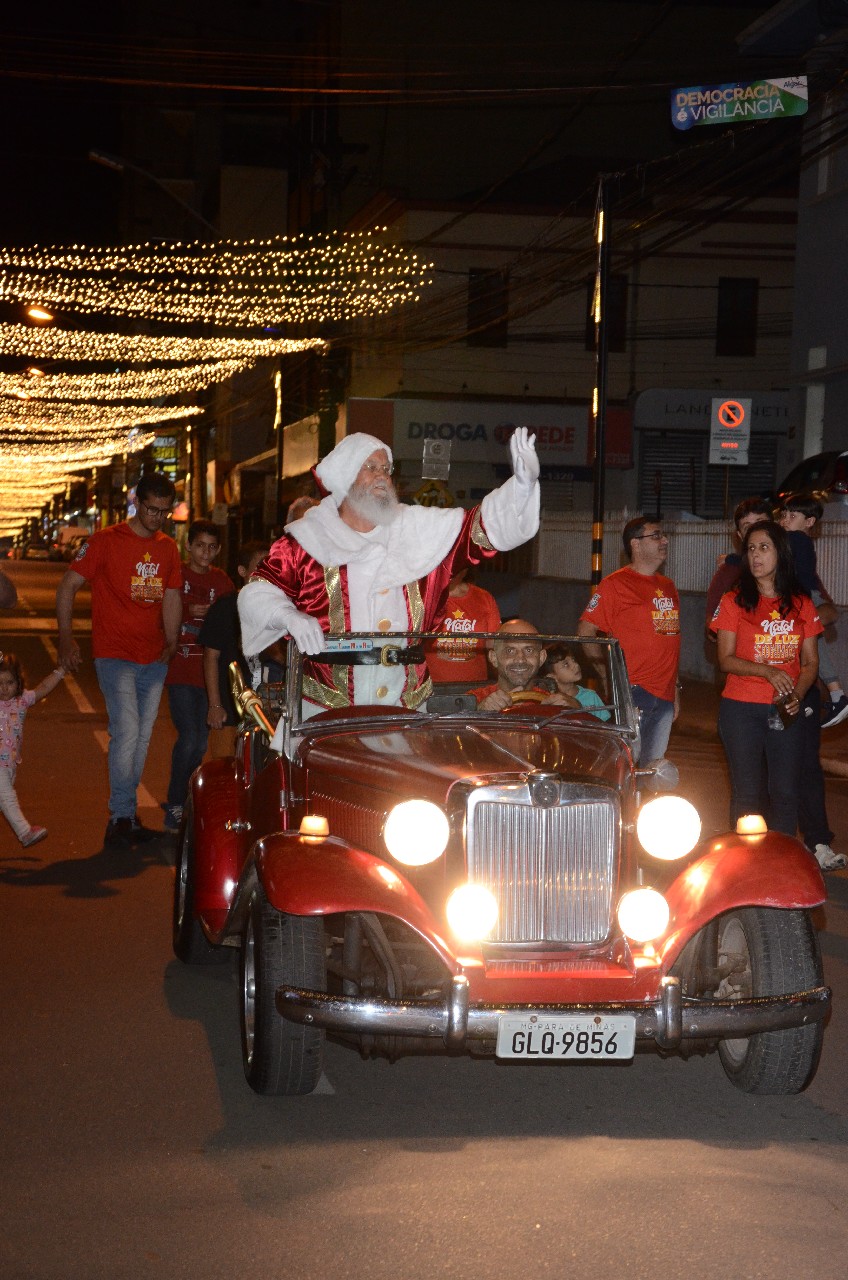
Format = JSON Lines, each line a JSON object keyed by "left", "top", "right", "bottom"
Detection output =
{"left": 469, "top": 620, "right": 573, "bottom": 710}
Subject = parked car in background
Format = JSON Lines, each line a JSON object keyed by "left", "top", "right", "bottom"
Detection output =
{"left": 22, "top": 539, "right": 50, "bottom": 560}
{"left": 776, "top": 450, "right": 848, "bottom": 505}
{"left": 174, "top": 631, "right": 830, "bottom": 1100}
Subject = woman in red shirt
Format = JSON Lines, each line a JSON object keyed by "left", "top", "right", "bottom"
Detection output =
{"left": 712, "top": 520, "right": 821, "bottom": 837}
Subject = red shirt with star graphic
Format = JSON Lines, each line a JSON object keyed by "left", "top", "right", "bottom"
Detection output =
{"left": 427, "top": 583, "right": 502, "bottom": 683}
{"left": 71, "top": 521, "right": 183, "bottom": 663}
{"left": 712, "top": 591, "right": 822, "bottom": 703}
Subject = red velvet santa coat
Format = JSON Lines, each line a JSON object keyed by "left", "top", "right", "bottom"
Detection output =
{"left": 250, "top": 504, "right": 504, "bottom": 709}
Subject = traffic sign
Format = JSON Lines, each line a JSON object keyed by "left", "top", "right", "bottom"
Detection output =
{"left": 709, "top": 396, "right": 751, "bottom": 465}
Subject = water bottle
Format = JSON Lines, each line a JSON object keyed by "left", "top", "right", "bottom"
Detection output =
{"left": 767, "top": 692, "right": 793, "bottom": 731}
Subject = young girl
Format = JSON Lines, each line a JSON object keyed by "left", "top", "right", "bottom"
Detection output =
{"left": 0, "top": 651, "right": 65, "bottom": 846}
{"left": 541, "top": 644, "right": 611, "bottom": 720}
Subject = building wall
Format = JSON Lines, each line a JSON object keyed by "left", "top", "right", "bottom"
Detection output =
{"left": 347, "top": 198, "right": 797, "bottom": 515}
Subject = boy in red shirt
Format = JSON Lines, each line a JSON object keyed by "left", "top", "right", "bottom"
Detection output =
{"left": 163, "top": 520, "right": 234, "bottom": 830}
{"left": 427, "top": 568, "right": 501, "bottom": 684}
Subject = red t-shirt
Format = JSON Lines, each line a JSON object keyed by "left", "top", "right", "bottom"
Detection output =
{"left": 166, "top": 564, "right": 235, "bottom": 687}
{"left": 72, "top": 523, "right": 183, "bottom": 664}
{"left": 427, "top": 584, "right": 502, "bottom": 683}
{"left": 579, "top": 566, "right": 680, "bottom": 701}
{"left": 712, "top": 591, "right": 822, "bottom": 704}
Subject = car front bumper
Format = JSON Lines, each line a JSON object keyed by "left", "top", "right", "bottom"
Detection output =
{"left": 277, "top": 975, "right": 831, "bottom": 1051}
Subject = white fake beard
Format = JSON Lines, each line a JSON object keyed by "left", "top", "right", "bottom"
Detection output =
{"left": 345, "top": 482, "right": 400, "bottom": 527}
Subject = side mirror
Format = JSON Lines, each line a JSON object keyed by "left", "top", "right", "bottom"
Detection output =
{"left": 635, "top": 757, "right": 680, "bottom": 793}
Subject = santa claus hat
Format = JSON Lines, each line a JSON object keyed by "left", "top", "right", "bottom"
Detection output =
{"left": 314, "top": 432, "right": 393, "bottom": 504}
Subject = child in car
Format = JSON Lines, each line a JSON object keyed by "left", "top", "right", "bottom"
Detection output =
{"left": 541, "top": 643, "right": 610, "bottom": 720}
{"left": 0, "top": 651, "right": 65, "bottom": 846}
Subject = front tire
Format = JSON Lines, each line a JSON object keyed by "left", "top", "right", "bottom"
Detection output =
{"left": 240, "top": 887, "right": 326, "bottom": 1096}
{"left": 172, "top": 797, "right": 230, "bottom": 965}
{"left": 713, "top": 908, "right": 824, "bottom": 1095}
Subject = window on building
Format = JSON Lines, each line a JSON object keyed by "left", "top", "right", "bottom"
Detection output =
{"left": 716, "top": 277, "right": 758, "bottom": 357}
{"left": 467, "top": 269, "right": 509, "bottom": 347}
{"left": 584, "top": 273, "right": 628, "bottom": 352}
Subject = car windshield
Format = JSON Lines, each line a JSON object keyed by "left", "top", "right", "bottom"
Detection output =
{"left": 282, "top": 631, "right": 636, "bottom": 742}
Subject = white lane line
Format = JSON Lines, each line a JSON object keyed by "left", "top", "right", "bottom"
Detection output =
{"left": 92, "top": 730, "right": 159, "bottom": 810}
{"left": 39, "top": 636, "right": 98, "bottom": 714}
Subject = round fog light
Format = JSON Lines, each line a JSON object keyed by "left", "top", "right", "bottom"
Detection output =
{"left": 617, "top": 888, "right": 670, "bottom": 944}
{"left": 446, "top": 883, "right": 499, "bottom": 941}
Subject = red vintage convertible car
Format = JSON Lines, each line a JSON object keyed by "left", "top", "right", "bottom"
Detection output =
{"left": 173, "top": 632, "right": 830, "bottom": 1097}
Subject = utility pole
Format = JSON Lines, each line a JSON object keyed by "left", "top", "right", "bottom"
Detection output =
{"left": 590, "top": 176, "right": 612, "bottom": 587}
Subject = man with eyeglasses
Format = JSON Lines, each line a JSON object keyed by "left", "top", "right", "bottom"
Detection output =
{"left": 577, "top": 514, "right": 681, "bottom": 764}
{"left": 239, "top": 429, "right": 539, "bottom": 727}
{"left": 56, "top": 472, "right": 182, "bottom": 849}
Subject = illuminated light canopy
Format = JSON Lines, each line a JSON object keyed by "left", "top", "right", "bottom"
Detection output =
{"left": 0, "top": 232, "right": 433, "bottom": 328}
{"left": 0, "top": 361, "right": 246, "bottom": 402}
{"left": 0, "top": 403, "right": 201, "bottom": 433}
{"left": 0, "top": 323, "right": 327, "bottom": 364}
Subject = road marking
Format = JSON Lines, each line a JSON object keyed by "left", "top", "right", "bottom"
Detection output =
{"left": 93, "top": 730, "right": 159, "bottom": 809}
{"left": 39, "top": 637, "right": 98, "bottom": 714}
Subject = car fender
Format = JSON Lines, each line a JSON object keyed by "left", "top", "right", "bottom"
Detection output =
{"left": 254, "top": 832, "right": 457, "bottom": 969}
{"left": 659, "top": 832, "right": 826, "bottom": 969}
{"left": 190, "top": 759, "right": 250, "bottom": 915}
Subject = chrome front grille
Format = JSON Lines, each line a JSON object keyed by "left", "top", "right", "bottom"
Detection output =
{"left": 465, "top": 782, "right": 618, "bottom": 944}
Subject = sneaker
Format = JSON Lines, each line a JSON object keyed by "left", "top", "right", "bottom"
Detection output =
{"left": 821, "top": 694, "right": 848, "bottom": 729}
{"left": 21, "top": 825, "right": 47, "bottom": 847}
{"left": 814, "top": 843, "right": 847, "bottom": 872}
{"left": 104, "top": 817, "right": 133, "bottom": 848}
{"left": 163, "top": 805, "right": 183, "bottom": 833}
{"left": 131, "top": 816, "right": 162, "bottom": 844}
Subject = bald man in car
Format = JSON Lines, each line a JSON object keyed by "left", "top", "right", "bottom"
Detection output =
{"left": 469, "top": 619, "right": 573, "bottom": 710}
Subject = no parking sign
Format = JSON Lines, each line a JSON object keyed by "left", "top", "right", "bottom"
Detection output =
{"left": 709, "top": 397, "right": 751, "bottom": 465}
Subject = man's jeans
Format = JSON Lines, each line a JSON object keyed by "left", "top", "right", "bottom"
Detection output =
{"left": 166, "top": 684, "right": 209, "bottom": 809}
{"left": 718, "top": 697, "right": 802, "bottom": 837}
{"left": 94, "top": 658, "right": 167, "bottom": 820}
{"left": 631, "top": 685, "right": 674, "bottom": 763}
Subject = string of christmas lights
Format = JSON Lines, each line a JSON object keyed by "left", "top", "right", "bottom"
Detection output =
{"left": 0, "top": 232, "right": 432, "bottom": 327}
{"left": 0, "top": 324, "right": 327, "bottom": 364}
{"left": 0, "top": 403, "right": 201, "bottom": 430}
{"left": 0, "top": 360, "right": 245, "bottom": 401}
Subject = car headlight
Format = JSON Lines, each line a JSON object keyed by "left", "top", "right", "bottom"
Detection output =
{"left": 446, "top": 883, "right": 499, "bottom": 941}
{"left": 617, "top": 888, "right": 670, "bottom": 943}
{"left": 383, "top": 799, "right": 450, "bottom": 867}
{"left": 636, "top": 795, "right": 701, "bottom": 860}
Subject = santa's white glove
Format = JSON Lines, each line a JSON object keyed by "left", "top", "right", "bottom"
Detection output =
{"left": 509, "top": 426, "right": 540, "bottom": 490}
{"left": 286, "top": 609, "right": 325, "bottom": 655}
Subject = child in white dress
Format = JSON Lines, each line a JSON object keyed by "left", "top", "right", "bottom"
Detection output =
{"left": 0, "top": 651, "right": 65, "bottom": 846}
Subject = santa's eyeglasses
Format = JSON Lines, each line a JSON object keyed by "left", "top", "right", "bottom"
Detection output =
{"left": 361, "top": 462, "right": 394, "bottom": 477}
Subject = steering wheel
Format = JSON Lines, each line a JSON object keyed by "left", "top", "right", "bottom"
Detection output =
{"left": 509, "top": 688, "right": 546, "bottom": 704}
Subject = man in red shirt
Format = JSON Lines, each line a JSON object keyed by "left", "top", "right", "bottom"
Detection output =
{"left": 163, "top": 520, "right": 235, "bottom": 831}
{"left": 56, "top": 473, "right": 183, "bottom": 848}
{"left": 577, "top": 515, "right": 681, "bottom": 763}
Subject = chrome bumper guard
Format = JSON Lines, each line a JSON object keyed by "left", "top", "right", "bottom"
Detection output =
{"left": 277, "top": 975, "right": 831, "bottom": 1050}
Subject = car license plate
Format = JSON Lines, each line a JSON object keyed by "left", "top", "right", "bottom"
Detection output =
{"left": 495, "top": 1013, "right": 636, "bottom": 1060}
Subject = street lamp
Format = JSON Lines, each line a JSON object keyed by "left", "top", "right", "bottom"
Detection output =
{"left": 88, "top": 149, "right": 219, "bottom": 238}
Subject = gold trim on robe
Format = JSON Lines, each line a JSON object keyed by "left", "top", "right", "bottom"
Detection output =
{"left": 324, "top": 565, "right": 352, "bottom": 704}
{"left": 471, "top": 508, "right": 495, "bottom": 551}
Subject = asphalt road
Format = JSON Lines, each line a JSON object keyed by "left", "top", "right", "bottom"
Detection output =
{"left": 3, "top": 560, "right": 848, "bottom": 1280}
